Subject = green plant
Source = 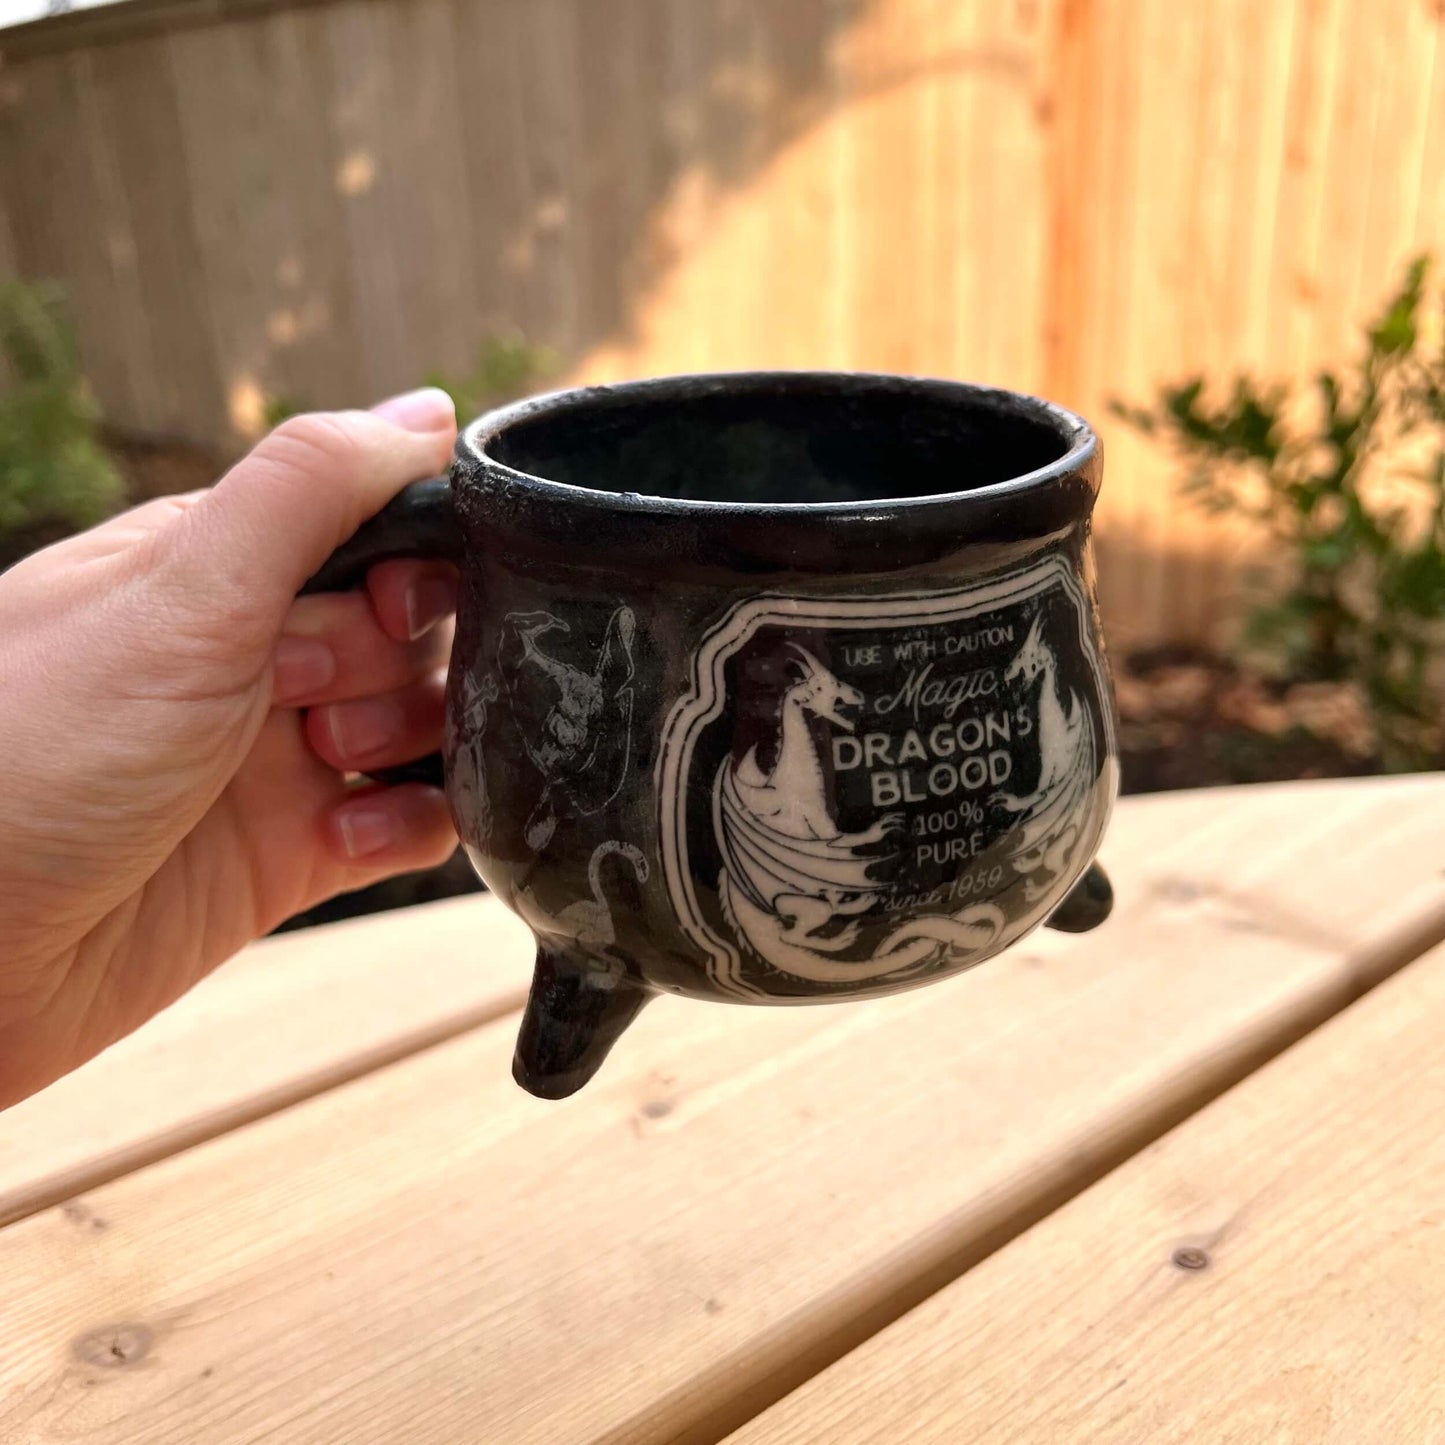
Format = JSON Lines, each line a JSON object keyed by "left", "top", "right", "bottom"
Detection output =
{"left": 1113, "top": 256, "right": 1445, "bottom": 769}
{"left": 261, "top": 393, "right": 307, "bottom": 432}
{"left": 261, "top": 331, "right": 557, "bottom": 435}
{"left": 0, "top": 281, "right": 123, "bottom": 542}
{"left": 424, "top": 331, "right": 557, "bottom": 421}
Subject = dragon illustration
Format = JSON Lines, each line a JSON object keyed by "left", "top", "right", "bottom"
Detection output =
{"left": 991, "top": 613, "right": 1095, "bottom": 901}
{"left": 447, "top": 670, "right": 499, "bottom": 843}
{"left": 514, "top": 840, "right": 649, "bottom": 988}
{"left": 500, "top": 606, "right": 636, "bottom": 850}
{"left": 552, "top": 841, "right": 650, "bottom": 952}
{"left": 716, "top": 643, "right": 1003, "bottom": 983}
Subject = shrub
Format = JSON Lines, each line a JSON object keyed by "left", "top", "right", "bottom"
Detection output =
{"left": 263, "top": 331, "right": 558, "bottom": 432}
{"left": 0, "top": 281, "right": 123, "bottom": 551}
{"left": 423, "top": 330, "right": 557, "bottom": 422}
{"left": 1113, "top": 256, "right": 1445, "bottom": 768}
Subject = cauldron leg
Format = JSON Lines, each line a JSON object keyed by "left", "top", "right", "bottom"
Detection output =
{"left": 1044, "top": 862, "right": 1114, "bottom": 934}
{"left": 512, "top": 946, "right": 652, "bottom": 1099}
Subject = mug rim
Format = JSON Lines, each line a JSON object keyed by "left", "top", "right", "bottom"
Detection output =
{"left": 458, "top": 370, "right": 1097, "bottom": 518}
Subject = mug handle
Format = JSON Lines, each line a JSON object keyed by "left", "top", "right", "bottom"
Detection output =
{"left": 299, "top": 475, "right": 461, "bottom": 789}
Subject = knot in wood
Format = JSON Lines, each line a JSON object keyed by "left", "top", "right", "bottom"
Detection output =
{"left": 1171, "top": 1245, "right": 1210, "bottom": 1272}
{"left": 74, "top": 1323, "right": 153, "bottom": 1368}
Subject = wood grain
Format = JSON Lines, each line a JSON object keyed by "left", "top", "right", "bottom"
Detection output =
{"left": 725, "top": 943, "right": 1445, "bottom": 1444}
{"left": 0, "top": 50, "right": 156, "bottom": 424}
{"left": 0, "top": 894, "right": 531, "bottom": 1229}
{"left": 85, "top": 37, "right": 228, "bottom": 437}
{"left": 5, "top": 0, "right": 1443, "bottom": 646}
{"left": 166, "top": 7, "right": 364, "bottom": 424}
{"left": 2, "top": 780, "right": 1444, "bottom": 1445}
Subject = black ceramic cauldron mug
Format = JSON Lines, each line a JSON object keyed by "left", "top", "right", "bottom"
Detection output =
{"left": 307, "top": 372, "right": 1119, "bottom": 1099}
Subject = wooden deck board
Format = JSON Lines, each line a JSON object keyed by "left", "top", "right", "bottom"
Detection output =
{"left": 725, "top": 944, "right": 1445, "bottom": 1444}
{"left": 0, "top": 895, "right": 532, "bottom": 1226}
{"left": 1, "top": 779, "right": 1443, "bottom": 1445}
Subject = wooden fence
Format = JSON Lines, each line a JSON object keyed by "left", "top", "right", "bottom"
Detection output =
{"left": 2, "top": 0, "right": 1443, "bottom": 645}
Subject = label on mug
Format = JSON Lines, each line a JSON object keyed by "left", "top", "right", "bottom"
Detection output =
{"left": 658, "top": 555, "right": 1116, "bottom": 999}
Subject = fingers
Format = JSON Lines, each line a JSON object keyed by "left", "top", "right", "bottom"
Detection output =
{"left": 326, "top": 783, "right": 458, "bottom": 868}
{"left": 223, "top": 713, "right": 457, "bottom": 935}
{"left": 365, "top": 558, "right": 459, "bottom": 643}
{"left": 370, "top": 389, "right": 455, "bottom": 431}
{"left": 272, "top": 566, "right": 456, "bottom": 707}
{"left": 149, "top": 390, "right": 457, "bottom": 657}
{"left": 305, "top": 673, "right": 447, "bottom": 774}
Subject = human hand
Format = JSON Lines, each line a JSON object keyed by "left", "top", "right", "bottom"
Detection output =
{"left": 0, "top": 390, "right": 461, "bottom": 1107}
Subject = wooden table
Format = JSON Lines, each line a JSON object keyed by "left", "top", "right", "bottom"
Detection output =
{"left": 2, "top": 777, "right": 1444, "bottom": 1444}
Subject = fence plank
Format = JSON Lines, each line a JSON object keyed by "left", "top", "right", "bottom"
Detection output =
{"left": 446, "top": 0, "right": 540, "bottom": 351}
{"left": 324, "top": 0, "right": 413, "bottom": 401}
{"left": 3, "top": 0, "right": 1444, "bottom": 644}
{"left": 86, "top": 37, "right": 228, "bottom": 437}
{"left": 0, "top": 52, "right": 154, "bottom": 422}
{"left": 165, "top": 15, "right": 361, "bottom": 429}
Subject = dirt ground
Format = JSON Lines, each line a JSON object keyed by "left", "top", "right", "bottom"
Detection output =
{"left": 1112, "top": 646, "right": 1380, "bottom": 794}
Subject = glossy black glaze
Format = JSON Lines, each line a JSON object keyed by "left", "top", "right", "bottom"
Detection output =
{"left": 1041, "top": 862, "right": 1114, "bottom": 933}
{"left": 304, "top": 476, "right": 460, "bottom": 587}
{"left": 312, "top": 373, "right": 1119, "bottom": 1099}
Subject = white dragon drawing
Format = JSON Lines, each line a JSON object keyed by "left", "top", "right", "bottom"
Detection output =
{"left": 500, "top": 606, "right": 636, "bottom": 850}
{"left": 990, "top": 613, "right": 1096, "bottom": 902}
{"left": 715, "top": 643, "right": 1005, "bottom": 983}
{"left": 518, "top": 840, "right": 650, "bottom": 987}
{"left": 448, "top": 670, "right": 500, "bottom": 843}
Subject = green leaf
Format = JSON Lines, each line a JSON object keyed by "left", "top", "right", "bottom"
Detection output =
{"left": 0, "top": 282, "right": 124, "bottom": 543}
{"left": 261, "top": 394, "right": 305, "bottom": 430}
{"left": 1299, "top": 533, "right": 1355, "bottom": 572}
{"left": 1381, "top": 546, "right": 1445, "bottom": 617}
{"left": 1367, "top": 254, "right": 1428, "bottom": 357}
{"left": 1105, "top": 398, "right": 1156, "bottom": 434}
{"left": 425, "top": 331, "right": 558, "bottom": 422}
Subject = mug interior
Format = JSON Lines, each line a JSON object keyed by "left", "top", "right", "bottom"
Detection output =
{"left": 484, "top": 375, "right": 1082, "bottom": 507}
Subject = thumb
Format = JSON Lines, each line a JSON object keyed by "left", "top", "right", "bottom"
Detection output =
{"left": 149, "top": 391, "right": 456, "bottom": 657}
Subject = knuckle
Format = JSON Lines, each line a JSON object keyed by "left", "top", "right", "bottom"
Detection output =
{"left": 261, "top": 411, "right": 370, "bottom": 484}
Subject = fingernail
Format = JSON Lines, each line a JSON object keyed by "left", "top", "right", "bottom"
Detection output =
{"left": 326, "top": 695, "right": 403, "bottom": 761}
{"left": 272, "top": 637, "right": 336, "bottom": 704}
{"left": 406, "top": 576, "right": 455, "bottom": 639}
{"left": 371, "top": 387, "right": 455, "bottom": 434}
{"left": 336, "top": 801, "right": 398, "bottom": 858}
